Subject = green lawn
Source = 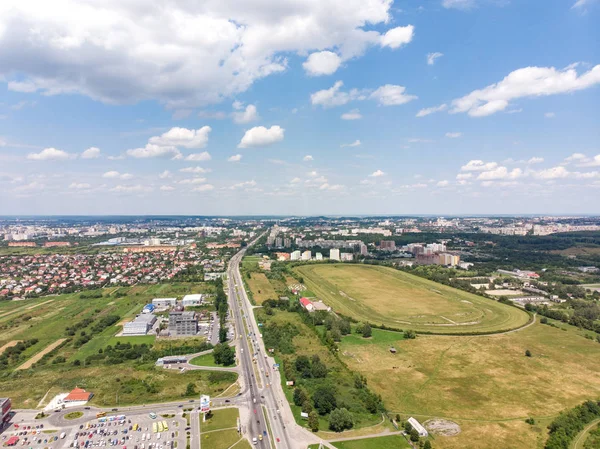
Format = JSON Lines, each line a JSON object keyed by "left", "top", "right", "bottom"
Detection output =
{"left": 189, "top": 353, "right": 218, "bottom": 367}
{"left": 295, "top": 264, "right": 530, "bottom": 334}
{"left": 199, "top": 409, "right": 241, "bottom": 449}
{"left": 201, "top": 407, "right": 239, "bottom": 432}
{"left": 200, "top": 429, "right": 241, "bottom": 449}
{"left": 317, "top": 435, "right": 411, "bottom": 449}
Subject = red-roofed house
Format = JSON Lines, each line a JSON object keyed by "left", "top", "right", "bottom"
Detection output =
{"left": 64, "top": 388, "right": 93, "bottom": 402}
{"left": 299, "top": 297, "right": 314, "bottom": 312}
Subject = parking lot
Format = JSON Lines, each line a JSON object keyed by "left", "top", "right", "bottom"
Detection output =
{"left": 1, "top": 411, "right": 187, "bottom": 449}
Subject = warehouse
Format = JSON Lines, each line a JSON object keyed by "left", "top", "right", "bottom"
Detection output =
{"left": 152, "top": 297, "right": 177, "bottom": 308}
{"left": 122, "top": 313, "right": 157, "bottom": 336}
{"left": 182, "top": 294, "right": 204, "bottom": 307}
{"left": 408, "top": 417, "right": 429, "bottom": 437}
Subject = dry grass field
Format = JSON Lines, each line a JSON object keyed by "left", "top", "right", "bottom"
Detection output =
{"left": 245, "top": 272, "right": 279, "bottom": 304}
{"left": 295, "top": 264, "right": 530, "bottom": 334}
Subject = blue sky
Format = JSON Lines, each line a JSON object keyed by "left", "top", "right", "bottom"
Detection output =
{"left": 0, "top": 0, "right": 599, "bottom": 215}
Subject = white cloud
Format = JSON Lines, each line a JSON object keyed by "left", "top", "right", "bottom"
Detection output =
{"left": 185, "top": 152, "right": 212, "bottom": 162}
{"left": 238, "top": 126, "right": 284, "bottom": 148}
{"left": 341, "top": 109, "right": 362, "bottom": 120}
{"left": 231, "top": 180, "right": 257, "bottom": 189}
{"left": 477, "top": 167, "right": 523, "bottom": 180}
{"left": 27, "top": 147, "right": 72, "bottom": 161}
{"left": 451, "top": 63, "right": 600, "bottom": 117}
{"left": 427, "top": 52, "right": 443, "bottom": 65}
{"left": 198, "top": 111, "right": 227, "bottom": 120}
{"left": 158, "top": 170, "right": 172, "bottom": 179}
{"left": 319, "top": 183, "right": 345, "bottom": 191}
{"left": 232, "top": 101, "right": 244, "bottom": 110}
{"left": 572, "top": 0, "right": 595, "bottom": 9}
{"left": 314, "top": 176, "right": 328, "bottom": 183}
{"left": 228, "top": 154, "right": 242, "bottom": 162}
{"left": 370, "top": 84, "right": 417, "bottom": 106}
{"left": 456, "top": 173, "right": 472, "bottom": 180}
{"left": 341, "top": 139, "right": 361, "bottom": 148}
{"left": 416, "top": 104, "right": 447, "bottom": 117}
{"left": 380, "top": 25, "right": 414, "bottom": 49}
{"left": 442, "top": 0, "right": 476, "bottom": 9}
{"left": 160, "top": 185, "right": 175, "bottom": 191}
{"left": 580, "top": 154, "right": 600, "bottom": 167}
{"left": 310, "top": 81, "right": 367, "bottom": 108}
{"left": 69, "top": 182, "right": 90, "bottom": 189}
{"left": 81, "top": 147, "right": 101, "bottom": 159}
{"left": 149, "top": 126, "right": 211, "bottom": 149}
{"left": 461, "top": 160, "right": 499, "bottom": 171}
{"left": 0, "top": 1, "right": 406, "bottom": 109}
{"left": 126, "top": 144, "right": 181, "bottom": 159}
{"left": 370, "top": 169, "right": 385, "bottom": 177}
{"left": 232, "top": 104, "right": 259, "bottom": 124}
{"left": 290, "top": 177, "right": 301, "bottom": 184}
{"left": 303, "top": 155, "right": 314, "bottom": 161}
{"left": 408, "top": 138, "right": 434, "bottom": 143}
{"left": 545, "top": 112, "right": 556, "bottom": 118}
{"left": 171, "top": 109, "right": 193, "bottom": 120}
{"left": 533, "top": 166, "right": 570, "bottom": 179}
{"left": 180, "top": 166, "right": 210, "bottom": 174}
{"left": 528, "top": 157, "right": 544, "bottom": 164}
{"left": 193, "top": 184, "right": 215, "bottom": 192}
{"left": 307, "top": 171, "right": 318, "bottom": 177}
{"left": 445, "top": 132, "right": 462, "bottom": 138}
{"left": 102, "top": 171, "right": 133, "bottom": 180}
{"left": 178, "top": 177, "right": 207, "bottom": 185}
{"left": 436, "top": 180, "right": 449, "bottom": 187}
{"left": 110, "top": 184, "right": 152, "bottom": 194}
{"left": 303, "top": 51, "right": 342, "bottom": 76}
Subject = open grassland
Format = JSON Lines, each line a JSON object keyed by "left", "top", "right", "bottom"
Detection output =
{"left": 245, "top": 272, "right": 279, "bottom": 304}
{"left": 0, "top": 363, "right": 237, "bottom": 408}
{"left": 200, "top": 408, "right": 241, "bottom": 449}
{"left": 295, "top": 264, "right": 530, "bottom": 334}
{"left": 16, "top": 338, "right": 68, "bottom": 370}
{"left": 189, "top": 353, "right": 218, "bottom": 367}
{"left": 339, "top": 322, "right": 600, "bottom": 449}
{"left": 201, "top": 407, "right": 239, "bottom": 432}
{"left": 330, "top": 434, "right": 410, "bottom": 449}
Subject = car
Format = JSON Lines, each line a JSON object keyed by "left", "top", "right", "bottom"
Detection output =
{"left": 225, "top": 400, "right": 230, "bottom": 403}
{"left": 112, "top": 409, "right": 118, "bottom": 412}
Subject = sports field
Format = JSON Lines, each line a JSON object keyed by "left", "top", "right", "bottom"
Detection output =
{"left": 295, "top": 264, "right": 530, "bottom": 334}
{"left": 339, "top": 321, "right": 600, "bottom": 449}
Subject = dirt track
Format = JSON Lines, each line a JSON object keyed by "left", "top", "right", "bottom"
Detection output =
{"left": 16, "top": 338, "right": 67, "bottom": 370}
{"left": 0, "top": 340, "right": 22, "bottom": 354}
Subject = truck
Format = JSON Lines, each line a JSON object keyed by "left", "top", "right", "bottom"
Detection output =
{"left": 252, "top": 438, "right": 257, "bottom": 445}
{"left": 96, "top": 412, "right": 107, "bottom": 419}
{"left": 60, "top": 433, "right": 66, "bottom": 439}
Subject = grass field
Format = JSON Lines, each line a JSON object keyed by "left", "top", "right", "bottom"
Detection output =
{"left": 189, "top": 353, "right": 218, "bottom": 367}
{"left": 339, "top": 321, "right": 600, "bottom": 449}
{"left": 245, "top": 272, "right": 278, "bottom": 304}
{"left": 200, "top": 408, "right": 242, "bottom": 449}
{"left": 329, "top": 434, "right": 411, "bottom": 449}
{"left": 295, "top": 264, "right": 530, "bottom": 334}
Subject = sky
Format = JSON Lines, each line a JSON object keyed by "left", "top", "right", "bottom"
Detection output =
{"left": 0, "top": 0, "right": 599, "bottom": 216}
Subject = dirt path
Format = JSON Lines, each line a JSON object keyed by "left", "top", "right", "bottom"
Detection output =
{"left": 571, "top": 417, "right": 600, "bottom": 449}
{"left": 0, "top": 340, "right": 22, "bottom": 354}
{"left": 16, "top": 338, "right": 67, "bottom": 370}
{"left": 27, "top": 299, "right": 53, "bottom": 310}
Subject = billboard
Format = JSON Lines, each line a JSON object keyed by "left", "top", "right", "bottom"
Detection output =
{"left": 200, "top": 395, "right": 210, "bottom": 413}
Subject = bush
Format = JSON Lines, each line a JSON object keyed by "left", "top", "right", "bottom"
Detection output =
{"left": 328, "top": 408, "right": 353, "bottom": 432}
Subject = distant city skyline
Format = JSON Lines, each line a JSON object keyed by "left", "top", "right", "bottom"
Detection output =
{"left": 0, "top": 0, "right": 599, "bottom": 215}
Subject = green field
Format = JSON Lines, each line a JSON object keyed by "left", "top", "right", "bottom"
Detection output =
{"left": 200, "top": 408, "right": 242, "bottom": 449}
{"left": 339, "top": 321, "right": 600, "bottom": 449}
{"left": 201, "top": 407, "right": 239, "bottom": 432}
{"left": 189, "top": 353, "right": 218, "bottom": 367}
{"left": 309, "top": 434, "right": 411, "bottom": 449}
{"left": 295, "top": 264, "right": 530, "bottom": 334}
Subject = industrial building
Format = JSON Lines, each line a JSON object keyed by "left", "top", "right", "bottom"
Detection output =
{"left": 1, "top": 397, "right": 11, "bottom": 423}
{"left": 122, "top": 313, "right": 157, "bottom": 336}
{"left": 182, "top": 294, "right": 204, "bottom": 307}
{"left": 408, "top": 417, "right": 428, "bottom": 437}
{"left": 142, "top": 303, "right": 155, "bottom": 314}
{"left": 168, "top": 311, "right": 198, "bottom": 336}
{"left": 152, "top": 297, "right": 177, "bottom": 308}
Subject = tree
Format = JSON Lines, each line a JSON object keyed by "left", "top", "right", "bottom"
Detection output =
{"left": 301, "top": 400, "right": 313, "bottom": 414}
{"left": 295, "top": 355, "right": 311, "bottom": 375}
{"left": 308, "top": 411, "right": 319, "bottom": 432}
{"left": 219, "top": 326, "right": 228, "bottom": 343}
{"left": 313, "top": 385, "right": 337, "bottom": 415}
{"left": 213, "top": 343, "right": 235, "bottom": 366}
{"left": 404, "top": 329, "right": 417, "bottom": 339}
{"left": 525, "top": 349, "right": 532, "bottom": 357}
{"left": 362, "top": 323, "right": 372, "bottom": 338}
{"left": 424, "top": 441, "right": 432, "bottom": 449}
{"left": 354, "top": 374, "right": 367, "bottom": 389}
{"left": 339, "top": 320, "right": 351, "bottom": 335}
{"left": 293, "top": 387, "right": 308, "bottom": 407}
{"left": 311, "top": 355, "right": 327, "bottom": 378}
{"left": 185, "top": 383, "right": 196, "bottom": 396}
{"left": 410, "top": 428, "right": 420, "bottom": 442}
{"left": 328, "top": 408, "right": 353, "bottom": 432}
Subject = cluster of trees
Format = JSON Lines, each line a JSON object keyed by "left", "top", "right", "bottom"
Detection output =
{"left": 323, "top": 315, "right": 352, "bottom": 342}
{"left": 0, "top": 339, "right": 39, "bottom": 369}
{"left": 294, "top": 354, "right": 328, "bottom": 379}
{"left": 527, "top": 303, "right": 600, "bottom": 336}
{"left": 212, "top": 343, "right": 235, "bottom": 366}
{"left": 65, "top": 317, "right": 94, "bottom": 336}
{"left": 214, "top": 278, "right": 229, "bottom": 343}
{"left": 545, "top": 400, "right": 600, "bottom": 449}
{"left": 355, "top": 322, "right": 372, "bottom": 338}
{"left": 262, "top": 321, "right": 299, "bottom": 354}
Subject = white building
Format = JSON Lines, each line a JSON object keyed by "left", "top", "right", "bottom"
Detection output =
{"left": 341, "top": 252, "right": 353, "bottom": 261}
{"left": 408, "top": 417, "right": 428, "bottom": 437}
{"left": 290, "top": 250, "right": 301, "bottom": 261}
{"left": 152, "top": 297, "right": 177, "bottom": 308}
{"left": 301, "top": 250, "right": 312, "bottom": 261}
{"left": 330, "top": 248, "right": 340, "bottom": 261}
{"left": 123, "top": 313, "right": 157, "bottom": 336}
{"left": 182, "top": 294, "right": 204, "bottom": 307}
{"left": 315, "top": 252, "right": 323, "bottom": 261}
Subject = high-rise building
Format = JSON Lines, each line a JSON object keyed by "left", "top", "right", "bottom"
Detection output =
{"left": 359, "top": 243, "right": 368, "bottom": 256}
{"left": 275, "top": 237, "right": 283, "bottom": 247}
{"left": 315, "top": 252, "right": 323, "bottom": 260}
{"left": 380, "top": 240, "right": 396, "bottom": 251}
{"left": 290, "top": 250, "right": 301, "bottom": 261}
{"left": 302, "top": 250, "right": 312, "bottom": 261}
{"left": 168, "top": 311, "right": 198, "bottom": 336}
{"left": 283, "top": 238, "right": 291, "bottom": 248}
{"left": 341, "top": 252, "right": 353, "bottom": 261}
{"left": 330, "top": 248, "right": 340, "bottom": 261}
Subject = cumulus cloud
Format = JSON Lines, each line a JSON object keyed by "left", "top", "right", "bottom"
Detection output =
{"left": 178, "top": 178, "right": 207, "bottom": 185}
{"left": 533, "top": 166, "right": 570, "bottom": 179}
{"left": 370, "top": 169, "right": 385, "bottom": 177}
{"left": 238, "top": 126, "right": 284, "bottom": 148}
{"left": 232, "top": 104, "right": 259, "bottom": 124}
{"left": 310, "top": 81, "right": 368, "bottom": 108}
{"left": 228, "top": 154, "right": 242, "bottom": 162}
{"left": 27, "top": 147, "right": 73, "bottom": 161}
{"left": 370, "top": 85, "right": 417, "bottom": 106}
{"left": 110, "top": 184, "right": 152, "bottom": 194}
{"left": 193, "top": 184, "right": 215, "bottom": 192}
{"left": 319, "top": 183, "right": 345, "bottom": 191}
{"left": 436, "top": 180, "right": 449, "bottom": 187}
{"left": 180, "top": 166, "right": 210, "bottom": 174}
{"left": 303, "top": 51, "right": 342, "bottom": 76}
{"left": 160, "top": 185, "right": 175, "bottom": 191}
{"left": 290, "top": 177, "right": 301, "bottom": 184}
{"left": 158, "top": 170, "right": 172, "bottom": 179}
{"left": 446, "top": 132, "right": 462, "bottom": 138}
{"left": 477, "top": 167, "right": 523, "bottom": 180}
{"left": 451, "top": 63, "right": 600, "bottom": 117}
{"left": 427, "top": 52, "right": 443, "bottom": 65}
{"left": 341, "top": 109, "right": 362, "bottom": 120}
{"left": 81, "top": 147, "right": 101, "bottom": 159}
{"left": 126, "top": 144, "right": 181, "bottom": 160}
{"left": 341, "top": 139, "right": 361, "bottom": 148}
{"left": 456, "top": 173, "right": 472, "bottom": 180}
{"left": 102, "top": 171, "right": 133, "bottom": 180}
{"left": 461, "top": 160, "right": 499, "bottom": 171}
{"left": 380, "top": 25, "right": 414, "bottom": 49}
{"left": 442, "top": 0, "right": 476, "bottom": 9}
{"left": 185, "top": 152, "right": 212, "bottom": 162}
{"left": 149, "top": 127, "right": 211, "bottom": 149}
{"left": 69, "top": 182, "right": 90, "bottom": 189}
{"left": 0, "top": 0, "right": 409, "bottom": 109}
{"left": 303, "top": 155, "right": 314, "bottom": 161}
{"left": 416, "top": 104, "right": 447, "bottom": 117}
{"left": 528, "top": 157, "right": 544, "bottom": 164}
{"left": 231, "top": 180, "right": 257, "bottom": 189}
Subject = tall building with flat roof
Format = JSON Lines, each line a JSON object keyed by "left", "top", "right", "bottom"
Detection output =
{"left": 330, "top": 248, "right": 340, "bottom": 261}
{"left": 168, "top": 311, "right": 198, "bottom": 336}
{"left": 301, "top": 250, "right": 312, "bottom": 261}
